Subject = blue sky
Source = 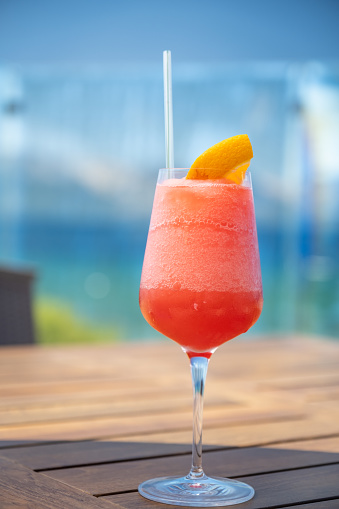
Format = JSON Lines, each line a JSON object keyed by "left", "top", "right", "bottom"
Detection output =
{"left": 0, "top": 0, "right": 339, "bottom": 64}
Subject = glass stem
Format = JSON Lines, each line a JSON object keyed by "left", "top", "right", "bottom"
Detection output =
{"left": 188, "top": 356, "right": 209, "bottom": 480}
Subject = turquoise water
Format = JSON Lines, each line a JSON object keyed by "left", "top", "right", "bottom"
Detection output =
{"left": 1, "top": 63, "right": 339, "bottom": 341}
{"left": 11, "top": 217, "right": 339, "bottom": 341}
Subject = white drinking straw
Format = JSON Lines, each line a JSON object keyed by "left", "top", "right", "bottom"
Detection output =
{"left": 163, "top": 50, "right": 174, "bottom": 169}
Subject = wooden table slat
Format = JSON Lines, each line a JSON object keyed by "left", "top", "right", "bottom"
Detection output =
{"left": 0, "top": 401, "right": 306, "bottom": 448}
{"left": 1, "top": 337, "right": 338, "bottom": 509}
{"left": 108, "top": 464, "right": 339, "bottom": 509}
{"left": 1, "top": 434, "right": 339, "bottom": 475}
{"left": 0, "top": 455, "right": 124, "bottom": 509}
{"left": 41, "top": 437, "right": 339, "bottom": 495}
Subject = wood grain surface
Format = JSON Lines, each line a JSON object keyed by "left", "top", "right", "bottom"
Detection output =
{"left": 0, "top": 336, "right": 339, "bottom": 508}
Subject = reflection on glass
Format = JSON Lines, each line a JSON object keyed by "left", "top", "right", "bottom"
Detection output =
{"left": 138, "top": 169, "right": 263, "bottom": 506}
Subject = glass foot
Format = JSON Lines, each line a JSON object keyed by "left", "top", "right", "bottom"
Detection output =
{"left": 138, "top": 474, "right": 255, "bottom": 507}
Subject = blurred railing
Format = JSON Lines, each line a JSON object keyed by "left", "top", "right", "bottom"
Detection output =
{"left": 0, "top": 63, "right": 338, "bottom": 342}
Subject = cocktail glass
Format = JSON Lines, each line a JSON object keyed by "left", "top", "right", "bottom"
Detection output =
{"left": 139, "top": 168, "right": 263, "bottom": 506}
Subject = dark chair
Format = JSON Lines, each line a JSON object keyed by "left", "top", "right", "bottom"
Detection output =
{"left": 0, "top": 267, "right": 35, "bottom": 345}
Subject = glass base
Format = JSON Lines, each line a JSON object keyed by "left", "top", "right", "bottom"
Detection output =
{"left": 138, "top": 474, "right": 255, "bottom": 507}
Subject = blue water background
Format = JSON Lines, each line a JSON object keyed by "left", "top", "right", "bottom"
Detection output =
{"left": 1, "top": 62, "right": 339, "bottom": 340}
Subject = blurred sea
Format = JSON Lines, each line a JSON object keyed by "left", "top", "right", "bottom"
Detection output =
{"left": 1, "top": 62, "right": 339, "bottom": 342}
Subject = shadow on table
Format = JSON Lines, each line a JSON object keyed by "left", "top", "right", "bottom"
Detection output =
{"left": 1, "top": 439, "right": 339, "bottom": 508}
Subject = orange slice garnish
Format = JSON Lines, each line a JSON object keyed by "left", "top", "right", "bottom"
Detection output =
{"left": 186, "top": 134, "right": 253, "bottom": 184}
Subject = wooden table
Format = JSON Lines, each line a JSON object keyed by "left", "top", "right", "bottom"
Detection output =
{"left": 1, "top": 336, "right": 339, "bottom": 508}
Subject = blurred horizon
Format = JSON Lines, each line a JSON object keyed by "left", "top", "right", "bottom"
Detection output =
{"left": 0, "top": 1, "right": 339, "bottom": 344}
